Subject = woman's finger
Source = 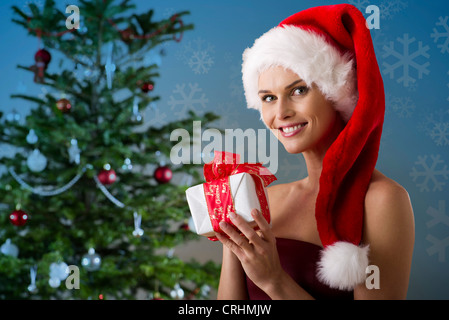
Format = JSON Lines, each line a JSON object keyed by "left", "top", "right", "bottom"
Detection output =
{"left": 215, "top": 232, "right": 245, "bottom": 260}
{"left": 229, "top": 212, "right": 264, "bottom": 247}
{"left": 219, "top": 220, "right": 252, "bottom": 251}
{"left": 251, "top": 209, "right": 275, "bottom": 242}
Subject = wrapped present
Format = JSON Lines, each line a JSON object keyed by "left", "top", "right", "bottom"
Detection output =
{"left": 185, "top": 151, "right": 277, "bottom": 241}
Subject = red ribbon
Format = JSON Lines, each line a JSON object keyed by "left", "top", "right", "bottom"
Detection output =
{"left": 203, "top": 151, "right": 277, "bottom": 241}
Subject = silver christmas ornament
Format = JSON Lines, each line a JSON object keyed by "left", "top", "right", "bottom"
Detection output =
{"left": 27, "top": 149, "right": 47, "bottom": 172}
{"left": 81, "top": 248, "right": 101, "bottom": 271}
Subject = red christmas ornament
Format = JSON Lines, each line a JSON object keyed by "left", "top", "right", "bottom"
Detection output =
{"left": 30, "top": 49, "right": 52, "bottom": 83}
{"left": 154, "top": 166, "right": 172, "bottom": 184}
{"left": 56, "top": 98, "right": 72, "bottom": 113}
{"left": 97, "top": 169, "right": 117, "bottom": 185}
{"left": 35, "top": 49, "right": 52, "bottom": 66}
{"left": 140, "top": 82, "right": 154, "bottom": 93}
{"left": 120, "top": 27, "right": 136, "bottom": 43}
{"left": 9, "top": 210, "right": 29, "bottom": 226}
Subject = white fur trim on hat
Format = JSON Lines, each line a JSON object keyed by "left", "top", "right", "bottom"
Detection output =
{"left": 316, "top": 241, "right": 370, "bottom": 291}
{"left": 242, "top": 25, "right": 358, "bottom": 122}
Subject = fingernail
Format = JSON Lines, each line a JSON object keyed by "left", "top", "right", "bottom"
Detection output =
{"left": 251, "top": 209, "right": 258, "bottom": 216}
{"left": 229, "top": 212, "right": 236, "bottom": 220}
{"left": 219, "top": 221, "right": 227, "bottom": 229}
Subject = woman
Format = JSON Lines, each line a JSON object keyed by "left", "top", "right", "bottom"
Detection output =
{"left": 215, "top": 4, "right": 415, "bottom": 300}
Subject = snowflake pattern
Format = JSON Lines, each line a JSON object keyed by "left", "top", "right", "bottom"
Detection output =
{"left": 167, "top": 83, "right": 208, "bottom": 118}
{"left": 382, "top": 33, "right": 430, "bottom": 87}
{"left": 430, "top": 122, "right": 449, "bottom": 146}
{"left": 347, "top": 0, "right": 370, "bottom": 12}
{"left": 176, "top": 38, "right": 215, "bottom": 74}
{"left": 391, "top": 96, "right": 415, "bottom": 118}
{"left": 410, "top": 154, "right": 449, "bottom": 192}
{"left": 426, "top": 200, "right": 449, "bottom": 262}
{"left": 379, "top": 0, "right": 408, "bottom": 20}
{"left": 431, "top": 16, "right": 449, "bottom": 54}
{"left": 211, "top": 102, "right": 240, "bottom": 130}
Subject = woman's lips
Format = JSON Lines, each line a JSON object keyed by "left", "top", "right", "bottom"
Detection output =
{"left": 279, "top": 122, "right": 308, "bottom": 137}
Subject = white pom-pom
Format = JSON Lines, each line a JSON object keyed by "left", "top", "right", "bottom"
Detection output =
{"left": 317, "top": 241, "right": 370, "bottom": 291}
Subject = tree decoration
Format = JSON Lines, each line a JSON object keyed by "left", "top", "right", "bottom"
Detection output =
{"left": 9, "top": 209, "right": 29, "bottom": 226}
{"left": 49, "top": 262, "right": 69, "bottom": 288}
{"left": 153, "top": 165, "right": 172, "bottom": 184}
{"left": 0, "top": 239, "right": 19, "bottom": 258}
{"left": 27, "top": 148, "right": 47, "bottom": 172}
{"left": 56, "top": 98, "right": 72, "bottom": 113}
{"left": 81, "top": 248, "right": 101, "bottom": 272}
{"left": 30, "top": 49, "right": 51, "bottom": 83}
{"left": 27, "top": 265, "right": 38, "bottom": 294}
{"left": 26, "top": 129, "right": 38, "bottom": 144}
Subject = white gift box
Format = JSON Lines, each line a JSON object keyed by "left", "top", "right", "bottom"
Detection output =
{"left": 185, "top": 172, "right": 269, "bottom": 238}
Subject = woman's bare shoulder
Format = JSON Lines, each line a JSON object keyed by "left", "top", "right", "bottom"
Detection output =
{"left": 364, "top": 169, "right": 414, "bottom": 230}
{"left": 366, "top": 169, "right": 411, "bottom": 205}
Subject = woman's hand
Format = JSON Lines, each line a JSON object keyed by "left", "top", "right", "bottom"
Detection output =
{"left": 215, "top": 208, "right": 284, "bottom": 294}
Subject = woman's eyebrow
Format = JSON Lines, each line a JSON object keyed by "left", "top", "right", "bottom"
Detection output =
{"left": 285, "top": 79, "right": 304, "bottom": 90}
{"left": 258, "top": 79, "right": 304, "bottom": 94}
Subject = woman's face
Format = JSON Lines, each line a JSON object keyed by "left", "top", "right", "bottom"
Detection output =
{"left": 258, "top": 66, "right": 344, "bottom": 155}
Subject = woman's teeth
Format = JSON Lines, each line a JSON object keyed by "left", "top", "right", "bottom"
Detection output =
{"left": 282, "top": 123, "right": 307, "bottom": 133}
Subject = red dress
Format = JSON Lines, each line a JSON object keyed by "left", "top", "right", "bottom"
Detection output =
{"left": 245, "top": 238, "right": 354, "bottom": 300}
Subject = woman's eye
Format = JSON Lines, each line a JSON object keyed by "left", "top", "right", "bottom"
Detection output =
{"left": 262, "top": 95, "right": 276, "bottom": 102}
{"left": 292, "top": 86, "right": 308, "bottom": 96}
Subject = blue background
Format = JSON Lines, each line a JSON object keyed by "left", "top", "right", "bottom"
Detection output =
{"left": 1, "top": 0, "right": 448, "bottom": 299}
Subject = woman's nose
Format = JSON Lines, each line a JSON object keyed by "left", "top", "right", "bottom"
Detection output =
{"left": 276, "top": 97, "right": 294, "bottom": 120}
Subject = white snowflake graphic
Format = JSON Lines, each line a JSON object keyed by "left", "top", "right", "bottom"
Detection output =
{"left": 379, "top": 0, "right": 408, "bottom": 20}
{"left": 176, "top": 38, "right": 215, "bottom": 74}
{"left": 212, "top": 102, "right": 240, "bottom": 130}
{"left": 167, "top": 83, "right": 208, "bottom": 118}
{"left": 145, "top": 107, "right": 167, "bottom": 128}
{"left": 390, "top": 96, "right": 415, "bottom": 118}
{"left": 426, "top": 200, "right": 449, "bottom": 262}
{"left": 382, "top": 33, "right": 430, "bottom": 87}
{"left": 410, "top": 154, "right": 449, "bottom": 192}
{"left": 430, "top": 122, "right": 449, "bottom": 146}
{"left": 347, "top": 0, "right": 370, "bottom": 12}
{"left": 188, "top": 51, "right": 214, "bottom": 75}
{"left": 431, "top": 16, "right": 449, "bottom": 54}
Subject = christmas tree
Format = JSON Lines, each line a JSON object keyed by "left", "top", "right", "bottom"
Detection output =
{"left": 0, "top": 0, "right": 220, "bottom": 299}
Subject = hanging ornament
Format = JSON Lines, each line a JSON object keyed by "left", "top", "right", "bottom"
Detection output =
{"left": 28, "top": 265, "right": 38, "bottom": 294}
{"left": 56, "top": 98, "right": 72, "bottom": 113}
{"left": 30, "top": 49, "right": 51, "bottom": 83}
{"left": 81, "top": 248, "right": 101, "bottom": 271}
{"left": 0, "top": 239, "right": 19, "bottom": 258}
{"left": 132, "top": 211, "right": 144, "bottom": 237}
{"left": 120, "top": 27, "right": 136, "bottom": 43}
{"left": 105, "top": 42, "right": 116, "bottom": 90}
{"left": 139, "top": 81, "right": 154, "bottom": 93}
{"left": 48, "top": 261, "right": 69, "bottom": 288}
{"left": 27, "top": 148, "right": 47, "bottom": 172}
{"left": 97, "top": 164, "right": 117, "bottom": 185}
{"left": 9, "top": 209, "right": 29, "bottom": 226}
{"left": 121, "top": 157, "right": 133, "bottom": 171}
{"left": 130, "top": 96, "right": 142, "bottom": 123}
{"left": 5, "top": 109, "right": 21, "bottom": 123}
{"left": 170, "top": 283, "right": 185, "bottom": 300}
{"left": 154, "top": 165, "right": 172, "bottom": 184}
{"left": 68, "top": 138, "right": 81, "bottom": 164}
{"left": 26, "top": 129, "right": 38, "bottom": 144}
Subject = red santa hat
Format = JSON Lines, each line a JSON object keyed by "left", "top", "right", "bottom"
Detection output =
{"left": 242, "top": 4, "right": 385, "bottom": 291}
